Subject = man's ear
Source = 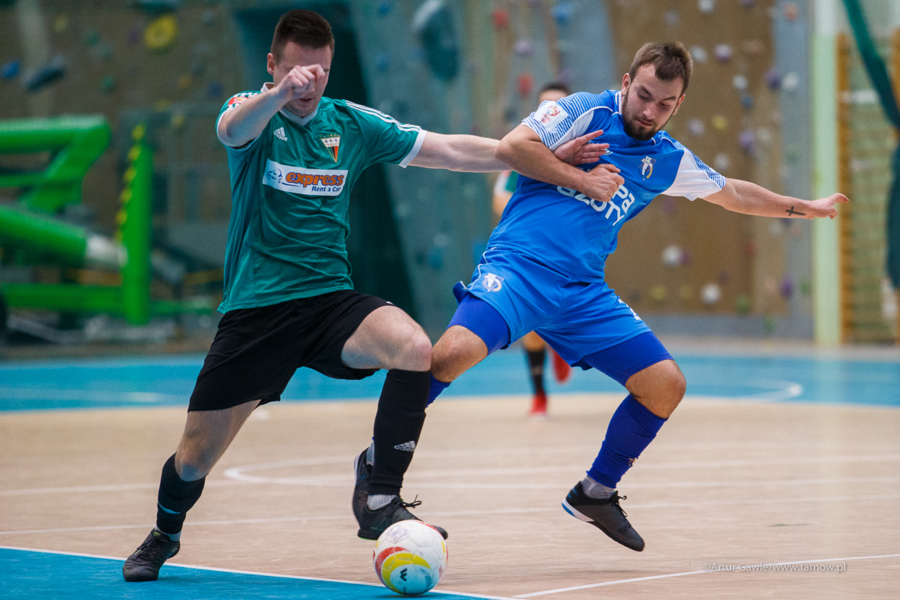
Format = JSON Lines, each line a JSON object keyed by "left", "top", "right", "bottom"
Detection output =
{"left": 620, "top": 72, "right": 631, "bottom": 94}
{"left": 266, "top": 53, "right": 276, "bottom": 76}
{"left": 672, "top": 93, "right": 686, "bottom": 115}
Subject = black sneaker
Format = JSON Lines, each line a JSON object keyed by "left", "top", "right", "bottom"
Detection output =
{"left": 562, "top": 482, "right": 644, "bottom": 551}
{"left": 357, "top": 496, "right": 448, "bottom": 541}
{"left": 352, "top": 448, "right": 372, "bottom": 525}
{"left": 122, "top": 529, "right": 180, "bottom": 582}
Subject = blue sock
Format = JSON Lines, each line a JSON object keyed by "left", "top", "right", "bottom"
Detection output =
{"left": 427, "top": 374, "right": 450, "bottom": 406}
{"left": 588, "top": 394, "right": 666, "bottom": 488}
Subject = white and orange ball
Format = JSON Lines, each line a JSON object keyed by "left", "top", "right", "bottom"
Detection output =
{"left": 373, "top": 520, "right": 448, "bottom": 596}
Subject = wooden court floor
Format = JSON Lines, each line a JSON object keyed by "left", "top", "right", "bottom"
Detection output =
{"left": 2, "top": 382, "right": 899, "bottom": 598}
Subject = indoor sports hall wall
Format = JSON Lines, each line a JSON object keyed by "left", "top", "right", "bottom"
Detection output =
{"left": 1, "top": 0, "right": 896, "bottom": 342}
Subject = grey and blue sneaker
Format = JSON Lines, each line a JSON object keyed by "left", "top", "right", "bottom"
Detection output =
{"left": 562, "top": 482, "right": 645, "bottom": 551}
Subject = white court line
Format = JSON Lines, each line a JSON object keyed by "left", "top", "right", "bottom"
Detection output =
{"left": 6, "top": 463, "right": 894, "bottom": 499}
{"left": 514, "top": 553, "right": 900, "bottom": 597}
{"left": 0, "top": 387, "right": 184, "bottom": 404}
{"left": 223, "top": 452, "right": 900, "bottom": 488}
{"left": 0, "top": 478, "right": 246, "bottom": 496}
{"left": 733, "top": 379, "right": 803, "bottom": 402}
{"left": 4, "top": 443, "right": 898, "bottom": 494}
{"left": 4, "top": 492, "right": 900, "bottom": 536}
{"left": 5, "top": 456, "right": 900, "bottom": 497}
{"left": 0, "top": 544, "right": 518, "bottom": 600}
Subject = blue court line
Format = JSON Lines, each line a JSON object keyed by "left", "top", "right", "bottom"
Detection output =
{"left": 0, "top": 349, "right": 897, "bottom": 412}
{"left": 0, "top": 547, "right": 507, "bottom": 600}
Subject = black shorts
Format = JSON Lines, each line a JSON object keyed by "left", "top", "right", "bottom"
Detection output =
{"left": 188, "top": 290, "right": 388, "bottom": 411}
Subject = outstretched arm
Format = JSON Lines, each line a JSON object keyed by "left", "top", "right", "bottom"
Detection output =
{"left": 703, "top": 179, "right": 848, "bottom": 219}
{"left": 496, "top": 124, "right": 624, "bottom": 202}
{"left": 408, "top": 132, "right": 507, "bottom": 172}
{"left": 409, "top": 129, "right": 609, "bottom": 173}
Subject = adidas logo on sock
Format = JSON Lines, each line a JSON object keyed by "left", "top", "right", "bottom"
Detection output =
{"left": 274, "top": 127, "right": 287, "bottom": 141}
{"left": 393, "top": 441, "right": 416, "bottom": 452}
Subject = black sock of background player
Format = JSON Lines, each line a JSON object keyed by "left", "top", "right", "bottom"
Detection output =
{"left": 526, "top": 348, "right": 547, "bottom": 395}
{"left": 369, "top": 369, "right": 430, "bottom": 497}
{"left": 156, "top": 454, "right": 205, "bottom": 536}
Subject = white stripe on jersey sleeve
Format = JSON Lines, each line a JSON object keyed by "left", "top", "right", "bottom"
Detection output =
{"left": 346, "top": 101, "right": 423, "bottom": 133}
{"left": 346, "top": 100, "right": 425, "bottom": 168}
{"left": 522, "top": 92, "right": 611, "bottom": 150}
{"left": 399, "top": 129, "right": 428, "bottom": 168}
{"left": 663, "top": 148, "right": 726, "bottom": 200}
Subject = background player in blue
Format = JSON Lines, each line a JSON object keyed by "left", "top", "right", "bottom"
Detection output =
{"left": 492, "top": 82, "right": 574, "bottom": 418}
{"left": 427, "top": 42, "right": 849, "bottom": 552}
{"left": 122, "top": 10, "right": 603, "bottom": 582}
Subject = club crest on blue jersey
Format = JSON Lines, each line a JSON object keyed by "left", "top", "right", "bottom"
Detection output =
{"left": 535, "top": 101, "right": 569, "bottom": 130}
{"left": 480, "top": 273, "right": 504, "bottom": 292}
{"left": 641, "top": 156, "right": 656, "bottom": 179}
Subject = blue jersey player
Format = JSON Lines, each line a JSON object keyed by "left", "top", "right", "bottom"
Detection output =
{"left": 428, "top": 42, "right": 848, "bottom": 552}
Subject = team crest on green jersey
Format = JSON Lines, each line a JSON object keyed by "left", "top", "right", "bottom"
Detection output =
{"left": 321, "top": 135, "right": 341, "bottom": 162}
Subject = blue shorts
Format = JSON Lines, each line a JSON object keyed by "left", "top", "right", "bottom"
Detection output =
{"left": 455, "top": 249, "right": 653, "bottom": 366}
{"left": 448, "top": 290, "right": 673, "bottom": 385}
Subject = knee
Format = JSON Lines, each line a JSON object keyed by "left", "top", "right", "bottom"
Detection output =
{"left": 431, "top": 328, "right": 485, "bottom": 382}
{"left": 668, "top": 366, "right": 687, "bottom": 402}
{"left": 430, "top": 344, "right": 454, "bottom": 382}
{"left": 653, "top": 361, "right": 686, "bottom": 407}
{"left": 175, "top": 437, "right": 215, "bottom": 481}
{"left": 627, "top": 360, "right": 686, "bottom": 417}
{"left": 395, "top": 330, "right": 432, "bottom": 372}
{"left": 175, "top": 455, "right": 210, "bottom": 482}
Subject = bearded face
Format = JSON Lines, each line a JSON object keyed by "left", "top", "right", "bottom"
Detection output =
{"left": 620, "top": 65, "right": 685, "bottom": 141}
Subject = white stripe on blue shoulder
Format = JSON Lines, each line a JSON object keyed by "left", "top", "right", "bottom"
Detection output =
{"left": 523, "top": 91, "right": 614, "bottom": 150}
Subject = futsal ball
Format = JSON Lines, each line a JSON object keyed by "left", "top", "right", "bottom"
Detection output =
{"left": 373, "top": 520, "right": 448, "bottom": 596}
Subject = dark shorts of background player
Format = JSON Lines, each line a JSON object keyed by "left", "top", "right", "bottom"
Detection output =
{"left": 188, "top": 290, "right": 388, "bottom": 412}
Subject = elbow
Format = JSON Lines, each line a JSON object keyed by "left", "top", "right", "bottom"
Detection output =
{"left": 495, "top": 137, "right": 517, "bottom": 168}
{"left": 217, "top": 116, "right": 246, "bottom": 147}
{"left": 217, "top": 120, "right": 235, "bottom": 147}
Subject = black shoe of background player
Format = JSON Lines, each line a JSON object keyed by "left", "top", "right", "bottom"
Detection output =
{"left": 122, "top": 528, "right": 180, "bottom": 582}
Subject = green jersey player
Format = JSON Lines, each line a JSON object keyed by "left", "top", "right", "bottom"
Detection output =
{"left": 123, "top": 9, "right": 605, "bottom": 583}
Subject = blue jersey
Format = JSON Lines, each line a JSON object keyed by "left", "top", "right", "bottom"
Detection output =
{"left": 490, "top": 89, "right": 725, "bottom": 281}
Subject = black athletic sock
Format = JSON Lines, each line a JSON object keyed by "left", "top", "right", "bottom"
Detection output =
{"left": 369, "top": 369, "right": 430, "bottom": 497}
{"left": 156, "top": 454, "right": 205, "bottom": 535}
{"left": 526, "top": 348, "right": 547, "bottom": 395}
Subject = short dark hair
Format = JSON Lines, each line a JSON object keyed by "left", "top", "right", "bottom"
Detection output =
{"left": 271, "top": 10, "right": 335, "bottom": 60}
{"left": 628, "top": 42, "right": 692, "bottom": 94}
{"left": 539, "top": 81, "right": 571, "bottom": 97}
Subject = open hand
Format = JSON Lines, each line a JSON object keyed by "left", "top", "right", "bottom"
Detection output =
{"left": 804, "top": 193, "right": 849, "bottom": 219}
{"left": 553, "top": 129, "right": 610, "bottom": 166}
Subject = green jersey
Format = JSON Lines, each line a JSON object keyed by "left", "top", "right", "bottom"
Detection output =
{"left": 216, "top": 87, "right": 425, "bottom": 312}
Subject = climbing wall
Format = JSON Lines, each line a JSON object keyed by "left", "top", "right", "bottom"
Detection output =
{"left": 0, "top": 0, "right": 820, "bottom": 337}
{"left": 601, "top": 0, "right": 804, "bottom": 330}
{"left": 0, "top": 1, "right": 242, "bottom": 238}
